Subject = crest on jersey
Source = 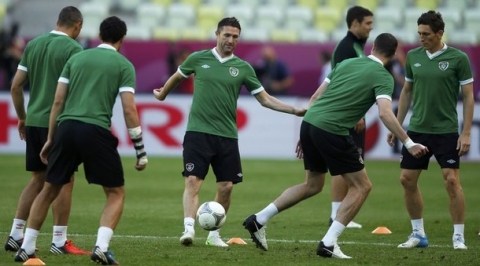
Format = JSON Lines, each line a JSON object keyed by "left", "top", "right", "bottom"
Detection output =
{"left": 229, "top": 67, "right": 239, "bottom": 77}
{"left": 439, "top": 61, "right": 449, "bottom": 71}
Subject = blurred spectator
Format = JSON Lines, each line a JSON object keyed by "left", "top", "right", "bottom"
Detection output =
{"left": 384, "top": 41, "right": 406, "bottom": 99}
{"left": 318, "top": 51, "right": 332, "bottom": 85}
{"left": 166, "top": 43, "right": 193, "bottom": 94}
{"left": 254, "top": 45, "right": 294, "bottom": 95}
{"left": 0, "top": 22, "right": 24, "bottom": 90}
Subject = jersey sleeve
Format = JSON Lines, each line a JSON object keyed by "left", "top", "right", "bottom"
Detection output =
{"left": 457, "top": 52, "right": 473, "bottom": 85}
{"left": 119, "top": 61, "right": 136, "bottom": 93}
{"left": 59, "top": 58, "right": 72, "bottom": 83}
{"left": 373, "top": 71, "right": 395, "bottom": 100}
{"left": 178, "top": 52, "right": 197, "bottom": 77}
{"left": 243, "top": 62, "right": 263, "bottom": 94}
{"left": 18, "top": 42, "right": 32, "bottom": 71}
{"left": 404, "top": 52, "right": 413, "bottom": 83}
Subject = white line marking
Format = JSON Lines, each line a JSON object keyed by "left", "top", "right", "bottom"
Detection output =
{"left": 2, "top": 232, "right": 448, "bottom": 248}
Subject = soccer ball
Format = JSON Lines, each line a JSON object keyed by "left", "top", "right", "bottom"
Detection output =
{"left": 196, "top": 201, "right": 227, "bottom": 231}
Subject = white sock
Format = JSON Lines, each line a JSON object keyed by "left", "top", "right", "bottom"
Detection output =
{"left": 21, "top": 228, "right": 39, "bottom": 255}
{"left": 453, "top": 224, "right": 464, "bottom": 238}
{"left": 184, "top": 217, "right": 195, "bottom": 232}
{"left": 10, "top": 219, "right": 26, "bottom": 240}
{"left": 255, "top": 203, "right": 279, "bottom": 225}
{"left": 331, "top": 202, "right": 341, "bottom": 220}
{"left": 95, "top": 226, "right": 113, "bottom": 252}
{"left": 321, "top": 221, "right": 345, "bottom": 247}
{"left": 411, "top": 218, "right": 425, "bottom": 236}
{"left": 208, "top": 229, "right": 220, "bottom": 238}
{"left": 52, "top": 226, "right": 67, "bottom": 247}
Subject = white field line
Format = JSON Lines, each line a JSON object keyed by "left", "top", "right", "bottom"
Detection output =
{"left": 30, "top": 232, "right": 450, "bottom": 248}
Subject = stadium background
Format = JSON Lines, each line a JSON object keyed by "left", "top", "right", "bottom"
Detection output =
{"left": 0, "top": 0, "right": 479, "bottom": 161}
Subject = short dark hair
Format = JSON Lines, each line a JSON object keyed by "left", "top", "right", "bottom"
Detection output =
{"left": 57, "top": 6, "right": 82, "bottom": 27}
{"left": 217, "top": 17, "right": 241, "bottom": 32}
{"left": 373, "top": 33, "right": 398, "bottom": 58}
{"left": 99, "top": 16, "right": 127, "bottom": 43}
{"left": 417, "top": 10, "right": 445, "bottom": 33}
{"left": 346, "top": 6, "right": 373, "bottom": 28}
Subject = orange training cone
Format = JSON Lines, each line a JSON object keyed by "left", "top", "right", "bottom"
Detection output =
{"left": 227, "top": 237, "right": 248, "bottom": 244}
{"left": 372, "top": 226, "right": 392, "bottom": 234}
{"left": 23, "top": 258, "right": 46, "bottom": 265}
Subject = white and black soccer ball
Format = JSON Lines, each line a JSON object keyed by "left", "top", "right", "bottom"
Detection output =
{"left": 196, "top": 201, "right": 227, "bottom": 231}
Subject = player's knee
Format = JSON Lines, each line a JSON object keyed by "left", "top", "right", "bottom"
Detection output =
{"left": 399, "top": 175, "right": 416, "bottom": 189}
{"left": 443, "top": 175, "right": 461, "bottom": 191}
{"left": 217, "top": 181, "right": 233, "bottom": 196}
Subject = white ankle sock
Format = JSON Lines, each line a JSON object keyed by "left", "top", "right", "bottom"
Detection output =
{"left": 411, "top": 219, "right": 425, "bottom": 236}
{"left": 10, "top": 219, "right": 26, "bottom": 240}
{"left": 255, "top": 203, "right": 278, "bottom": 225}
{"left": 22, "top": 228, "right": 39, "bottom": 255}
{"left": 95, "top": 227, "right": 113, "bottom": 252}
{"left": 322, "top": 221, "right": 345, "bottom": 247}
{"left": 184, "top": 217, "right": 195, "bottom": 232}
{"left": 52, "top": 226, "right": 67, "bottom": 247}
{"left": 453, "top": 224, "right": 464, "bottom": 238}
{"left": 208, "top": 230, "right": 220, "bottom": 238}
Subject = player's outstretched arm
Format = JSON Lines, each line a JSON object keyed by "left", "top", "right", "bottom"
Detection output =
{"left": 377, "top": 98, "right": 428, "bottom": 158}
{"left": 120, "top": 91, "right": 148, "bottom": 171}
{"left": 253, "top": 90, "right": 306, "bottom": 116}
{"left": 153, "top": 72, "right": 185, "bottom": 101}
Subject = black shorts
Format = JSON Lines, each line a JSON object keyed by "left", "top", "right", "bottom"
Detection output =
{"left": 300, "top": 121, "right": 364, "bottom": 176}
{"left": 25, "top": 126, "right": 48, "bottom": 171}
{"left": 401, "top": 131, "right": 460, "bottom": 170}
{"left": 348, "top": 123, "right": 365, "bottom": 159}
{"left": 46, "top": 120, "right": 124, "bottom": 187}
{"left": 182, "top": 131, "right": 243, "bottom": 184}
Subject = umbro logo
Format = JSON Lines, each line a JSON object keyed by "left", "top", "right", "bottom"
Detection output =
{"left": 414, "top": 63, "right": 421, "bottom": 67}
{"left": 447, "top": 159, "right": 456, "bottom": 164}
{"left": 201, "top": 64, "right": 210, "bottom": 68}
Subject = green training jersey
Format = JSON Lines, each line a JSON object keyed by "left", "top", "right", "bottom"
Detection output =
{"left": 304, "top": 55, "right": 394, "bottom": 135}
{"left": 179, "top": 48, "right": 263, "bottom": 139}
{"left": 405, "top": 45, "right": 473, "bottom": 134}
{"left": 57, "top": 44, "right": 136, "bottom": 131}
{"left": 19, "top": 31, "right": 83, "bottom": 127}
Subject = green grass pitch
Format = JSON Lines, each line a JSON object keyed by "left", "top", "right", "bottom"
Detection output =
{"left": 1, "top": 155, "right": 479, "bottom": 265}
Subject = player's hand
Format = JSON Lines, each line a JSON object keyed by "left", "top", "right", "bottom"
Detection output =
{"left": 457, "top": 133, "right": 470, "bottom": 157}
{"left": 354, "top": 119, "right": 365, "bottom": 133}
{"left": 407, "top": 143, "right": 429, "bottom": 158}
{"left": 153, "top": 88, "right": 166, "bottom": 101}
{"left": 295, "top": 139, "right": 303, "bottom": 159}
{"left": 17, "top": 120, "right": 26, "bottom": 141}
{"left": 293, "top": 108, "right": 307, "bottom": 117}
{"left": 135, "top": 156, "right": 148, "bottom": 171}
{"left": 39, "top": 140, "right": 52, "bottom": 165}
{"left": 387, "top": 132, "right": 395, "bottom": 146}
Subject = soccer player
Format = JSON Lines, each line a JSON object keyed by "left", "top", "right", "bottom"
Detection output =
{"left": 328, "top": 5, "right": 374, "bottom": 229}
{"left": 389, "top": 11, "right": 474, "bottom": 250}
{"left": 14, "top": 16, "right": 148, "bottom": 265}
{"left": 243, "top": 33, "right": 428, "bottom": 258}
{"left": 7, "top": 6, "right": 89, "bottom": 255}
{"left": 153, "top": 17, "right": 306, "bottom": 248}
